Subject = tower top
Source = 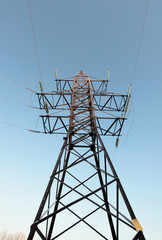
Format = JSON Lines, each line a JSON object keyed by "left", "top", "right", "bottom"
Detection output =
{"left": 35, "top": 72, "right": 128, "bottom": 137}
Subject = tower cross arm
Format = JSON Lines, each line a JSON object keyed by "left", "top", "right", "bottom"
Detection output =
{"left": 36, "top": 92, "right": 128, "bottom": 112}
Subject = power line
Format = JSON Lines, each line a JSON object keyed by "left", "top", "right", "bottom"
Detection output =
{"left": 81, "top": 0, "right": 85, "bottom": 69}
{"left": 47, "top": 0, "right": 56, "bottom": 69}
{"left": 0, "top": 73, "right": 27, "bottom": 88}
{"left": 108, "top": 0, "right": 117, "bottom": 70}
{"left": 26, "top": 0, "right": 43, "bottom": 82}
{"left": 130, "top": 0, "right": 150, "bottom": 86}
{"left": 0, "top": 119, "right": 42, "bottom": 133}
{"left": 118, "top": 0, "right": 150, "bottom": 149}
{"left": 0, "top": 120, "right": 27, "bottom": 131}
{"left": 112, "top": 147, "right": 117, "bottom": 162}
{"left": 120, "top": 97, "right": 135, "bottom": 148}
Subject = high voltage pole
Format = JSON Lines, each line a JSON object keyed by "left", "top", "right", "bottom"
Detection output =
{"left": 28, "top": 70, "right": 146, "bottom": 240}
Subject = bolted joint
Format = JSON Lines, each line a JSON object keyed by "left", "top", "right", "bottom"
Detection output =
{"left": 90, "top": 144, "right": 95, "bottom": 152}
{"left": 89, "top": 132, "right": 93, "bottom": 137}
{"left": 69, "top": 144, "right": 74, "bottom": 150}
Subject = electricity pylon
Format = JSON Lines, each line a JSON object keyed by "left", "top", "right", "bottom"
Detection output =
{"left": 28, "top": 70, "right": 146, "bottom": 240}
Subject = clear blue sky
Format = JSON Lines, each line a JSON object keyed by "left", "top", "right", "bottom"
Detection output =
{"left": 0, "top": 0, "right": 162, "bottom": 239}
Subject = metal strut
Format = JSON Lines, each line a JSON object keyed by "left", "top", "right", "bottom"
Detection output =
{"left": 28, "top": 70, "right": 146, "bottom": 240}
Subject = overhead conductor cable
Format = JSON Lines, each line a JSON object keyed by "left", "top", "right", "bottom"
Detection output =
{"left": 26, "top": 0, "right": 43, "bottom": 82}
{"left": 130, "top": 0, "right": 150, "bottom": 86}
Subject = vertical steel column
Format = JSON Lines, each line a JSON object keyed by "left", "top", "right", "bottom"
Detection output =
{"left": 27, "top": 136, "right": 68, "bottom": 240}
{"left": 97, "top": 132, "right": 136, "bottom": 220}
{"left": 47, "top": 76, "right": 77, "bottom": 240}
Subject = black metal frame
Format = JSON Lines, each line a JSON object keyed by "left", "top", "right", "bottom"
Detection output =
{"left": 28, "top": 71, "right": 146, "bottom": 240}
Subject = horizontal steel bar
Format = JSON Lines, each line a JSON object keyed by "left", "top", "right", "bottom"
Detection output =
{"left": 37, "top": 92, "right": 127, "bottom": 97}
{"left": 40, "top": 115, "right": 126, "bottom": 120}
{"left": 55, "top": 79, "right": 109, "bottom": 82}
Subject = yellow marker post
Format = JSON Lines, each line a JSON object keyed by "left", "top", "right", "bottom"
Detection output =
{"left": 132, "top": 219, "right": 143, "bottom": 231}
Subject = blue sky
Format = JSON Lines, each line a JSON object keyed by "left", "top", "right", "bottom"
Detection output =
{"left": 0, "top": 0, "right": 162, "bottom": 239}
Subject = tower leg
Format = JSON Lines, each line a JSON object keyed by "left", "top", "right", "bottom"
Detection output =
{"left": 133, "top": 231, "right": 146, "bottom": 240}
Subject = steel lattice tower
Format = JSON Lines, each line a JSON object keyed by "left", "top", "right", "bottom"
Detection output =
{"left": 28, "top": 71, "right": 146, "bottom": 240}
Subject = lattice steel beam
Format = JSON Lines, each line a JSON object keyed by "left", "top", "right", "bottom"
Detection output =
{"left": 28, "top": 71, "right": 146, "bottom": 240}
